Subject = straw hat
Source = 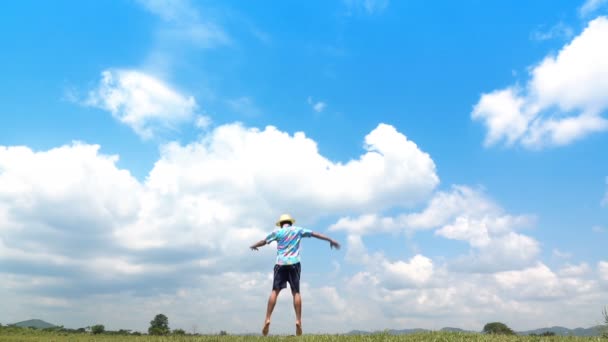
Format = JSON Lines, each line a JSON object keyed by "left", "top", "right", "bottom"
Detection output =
{"left": 276, "top": 214, "right": 296, "bottom": 227}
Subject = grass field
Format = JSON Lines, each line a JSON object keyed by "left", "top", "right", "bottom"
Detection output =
{"left": 0, "top": 332, "right": 606, "bottom": 342}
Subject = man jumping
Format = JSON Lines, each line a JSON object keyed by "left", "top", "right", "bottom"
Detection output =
{"left": 250, "top": 213, "right": 341, "bottom": 336}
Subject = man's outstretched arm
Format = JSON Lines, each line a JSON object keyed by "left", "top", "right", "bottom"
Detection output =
{"left": 311, "top": 232, "right": 340, "bottom": 249}
{"left": 250, "top": 239, "right": 267, "bottom": 251}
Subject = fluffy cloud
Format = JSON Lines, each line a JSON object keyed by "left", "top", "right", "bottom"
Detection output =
{"left": 330, "top": 185, "right": 499, "bottom": 235}
{"left": 600, "top": 261, "right": 608, "bottom": 282}
{"left": 472, "top": 17, "right": 608, "bottom": 149}
{"left": 2, "top": 122, "right": 606, "bottom": 333}
{"left": 558, "top": 263, "right": 591, "bottom": 277}
{"left": 0, "top": 122, "right": 439, "bottom": 331}
{"left": 494, "top": 263, "right": 595, "bottom": 300}
{"left": 85, "top": 69, "right": 200, "bottom": 139}
{"left": 335, "top": 242, "right": 605, "bottom": 331}
{"left": 332, "top": 186, "right": 538, "bottom": 273}
{"left": 381, "top": 255, "right": 434, "bottom": 289}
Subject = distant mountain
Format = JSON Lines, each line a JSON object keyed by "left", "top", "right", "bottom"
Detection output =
{"left": 440, "top": 327, "right": 474, "bottom": 333}
{"left": 11, "top": 319, "right": 56, "bottom": 329}
{"left": 518, "top": 326, "right": 604, "bottom": 336}
{"left": 346, "top": 328, "right": 434, "bottom": 335}
{"left": 347, "top": 326, "right": 604, "bottom": 336}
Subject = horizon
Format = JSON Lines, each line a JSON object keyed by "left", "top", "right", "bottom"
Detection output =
{"left": 4, "top": 318, "right": 606, "bottom": 335}
{"left": 1, "top": 0, "right": 607, "bottom": 335}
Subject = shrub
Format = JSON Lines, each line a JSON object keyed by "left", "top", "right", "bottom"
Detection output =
{"left": 483, "top": 322, "right": 515, "bottom": 335}
{"left": 91, "top": 324, "right": 105, "bottom": 335}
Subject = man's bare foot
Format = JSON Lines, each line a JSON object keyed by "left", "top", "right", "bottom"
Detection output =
{"left": 262, "top": 321, "right": 270, "bottom": 336}
{"left": 295, "top": 321, "right": 302, "bottom": 336}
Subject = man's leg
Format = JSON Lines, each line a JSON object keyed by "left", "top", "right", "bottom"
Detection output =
{"left": 292, "top": 290, "right": 302, "bottom": 336}
{"left": 263, "top": 289, "right": 280, "bottom": 336}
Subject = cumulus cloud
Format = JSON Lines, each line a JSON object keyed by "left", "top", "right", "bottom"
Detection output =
{"left": 494, "top": 263, "right": 595, "bottom": 300}
{"left": 558, "top": 263, "right": 591, "bottom": 277}
{"left": 332, "top": 186, "right": 537, "bottom": 273}
{"left": 2, "top": 122, "right": 606, "bottom": 332}
{"left": 472, "top": 17, "right": 608, "bottom": 149}
{"left": 85, "top": 69, "right": 200, "bottom": 139}
{"left": 336, "top": 246, "right": 605, "bottom": 331}
{"left": 381, "top": 255, "right": 434, "bottom": 289}
{"left": 0, "top": 122, "right": 440, "bottom": 331}
{"left": 600, "top": 261, "right": 608, "bottom": 282}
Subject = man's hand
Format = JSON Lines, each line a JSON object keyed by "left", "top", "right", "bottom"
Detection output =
{"left": 330, "top": 240, "right": 341, "bottom": 250}
{"left": 249, "top": 239, "right": 267, "bottom": 251}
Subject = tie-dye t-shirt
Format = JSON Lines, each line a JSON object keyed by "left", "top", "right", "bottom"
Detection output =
{"left": 265, "top": 225, "right": 313, "bottom": 265}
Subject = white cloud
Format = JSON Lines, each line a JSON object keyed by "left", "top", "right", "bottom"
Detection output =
{"left": 558, "top": 263, "right": 591, "bottom": 277}
{"left": 85, "top": 69, "right": 198, "bottom": 139}
{"left": 330, "top": 185, "right": 500, "bottom": 235}
{"left": 472, "top": 17, "right": 608, "bottom": 149}
{"left": 332, "top": 186, "right": 537, "bottom": 273}
{"left": 494, "top": 264, "right": 560, "bottom": 299}
{"left": 307, "top": 96, "right": 327, "bottom": 113}
{"left": 226, "top": 96, "right": 262, "bottom": 117}
{"left": 136, "top": 0, "right": 230, "bottom": 49}
{"left": 553, "top": 248, "right": 573, "bottom": 258}
{"left": 337, "top": 236, "right": 605, "bottom": 331}
{"left": 0, "top": 122, "right": 438, "bottom": 327}
{"left": 3, "top": 121, "right": 607, "bottom": 332}
{"left": 194, "top": 115, "right": 212, "bottom": 129}
{"left": 531, "top": 22, "right": 574, "bottom": 41}
{"left": 599, "top": 261, "right": 608, "bottom": 282}
{"left": 344, "top": 0, "right": 390, "bottom": 15}
{"left": 381, "top": 255, "right": 434, "bottom": 289}
{"left": 580, "top": 0, "right": 608, "bottom": 16}
{"left": 313, "top": 102, "right": 326, "bottom": 113}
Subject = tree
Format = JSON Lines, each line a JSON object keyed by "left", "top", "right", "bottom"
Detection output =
{"left": 148, "top": 314, "right": 170, "bottom": 336}
{"left": 91, "top": 324, "right": 105, "bottom": 335}
{"left": 602, "top": 306, "right": 608, "bottom": 338}
{"left": 483, "top": 322, "right": 515, "bottom": 335}
{"left": 219, "top": 330, "right": 229, "bottom": 336}
{"left": 173, "top": 328, "right": 186, "bottom": 335}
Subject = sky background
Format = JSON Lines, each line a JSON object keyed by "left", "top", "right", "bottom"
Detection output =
{"left": 1, "top": 0, "right": 608, "bottom": 335}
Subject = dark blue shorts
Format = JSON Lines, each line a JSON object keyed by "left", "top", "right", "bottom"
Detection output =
{"left": 272, "top": 263, "right": 301, "bottom": 293}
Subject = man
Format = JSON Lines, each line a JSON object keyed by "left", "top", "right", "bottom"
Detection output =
{"left": 250, "top": 213, "right": 340, "bottom": 336}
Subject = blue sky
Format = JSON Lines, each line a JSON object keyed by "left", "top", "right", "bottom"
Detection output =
{"left": 1, "top": 0, "right": 608, "bottom": 335}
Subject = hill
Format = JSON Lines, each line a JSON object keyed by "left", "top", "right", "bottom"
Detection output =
{"left": 518, "top": 326, "right": 604, "bottom": 336}
{"left": 347, "top": 326, "right": 603, "bottom": 336}
{"left": 11, "top": 319, "right": 56, "bottom": 329}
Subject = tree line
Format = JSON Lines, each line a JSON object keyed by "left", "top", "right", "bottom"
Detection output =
{"left": 0, "top": 314, "right": 228, "bottom": 336}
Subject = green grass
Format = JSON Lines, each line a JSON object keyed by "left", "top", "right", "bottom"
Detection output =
{"left": 0, "top": 332, "right": 606, "bottom": 342}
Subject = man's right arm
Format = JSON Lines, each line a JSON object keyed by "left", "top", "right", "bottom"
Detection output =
{"left": 310, "top": 232, "right": 340, "bottom": 250}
